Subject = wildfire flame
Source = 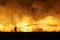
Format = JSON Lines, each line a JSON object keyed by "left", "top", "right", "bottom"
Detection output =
{"left": 16, "top": 15, "right": 60, "bottom": 32}
{"left": 0, "top": 0, "right": 60, "bottom": 32}
{"left": 38, "top": 16, "right": 60, "bottom": 32}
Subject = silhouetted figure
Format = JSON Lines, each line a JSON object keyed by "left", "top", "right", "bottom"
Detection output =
{"left": 14, "top": 26, "right": 17, "bottom": 32}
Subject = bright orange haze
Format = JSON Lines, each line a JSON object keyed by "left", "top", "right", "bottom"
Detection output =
{"left": 0, "top": 1, "right": 60, "bottom": 32}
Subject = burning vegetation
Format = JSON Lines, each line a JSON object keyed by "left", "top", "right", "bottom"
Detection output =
{"left": 0, "top": 0, "right": 60, "bottom": 32}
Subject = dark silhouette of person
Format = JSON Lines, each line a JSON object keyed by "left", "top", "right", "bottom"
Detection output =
{"left": 14, "top": 26, "right": 17, "bottom": 32}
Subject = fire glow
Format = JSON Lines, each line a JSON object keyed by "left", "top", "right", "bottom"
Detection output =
{"left": 0, "top": 0, "right": 60, "bottom": 32}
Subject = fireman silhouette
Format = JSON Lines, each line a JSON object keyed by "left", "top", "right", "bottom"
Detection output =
{"left": 14, "top": 26, "right": 17, "bottom": 32}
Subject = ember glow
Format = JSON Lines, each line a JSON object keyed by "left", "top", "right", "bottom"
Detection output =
{"left": 0, "top": 0, "right": 60, "bottom": 32}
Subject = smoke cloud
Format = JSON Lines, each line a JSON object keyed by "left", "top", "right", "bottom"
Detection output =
{"left": 0, "top": 0, "right": 60, "bottom": 25}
